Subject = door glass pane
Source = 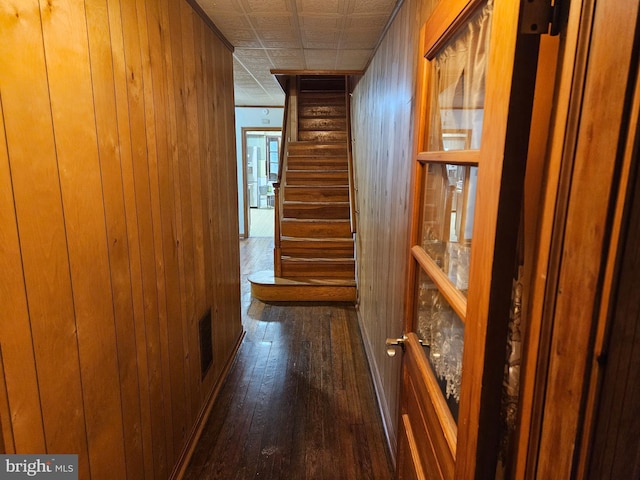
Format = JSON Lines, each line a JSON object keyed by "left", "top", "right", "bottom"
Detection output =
{"left": 421, "top": 163, "right": 477, "bottom": 295}
{"left": 268, "top": 137, "right": 279, "bottom": 180}
{"left": 416, "top": 269, "right": 464, "bottom": 421}
{"left": 426, "top": 0, "right": 493, "bottom": 152}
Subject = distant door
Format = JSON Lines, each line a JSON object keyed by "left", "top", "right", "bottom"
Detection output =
{"left": 395, "top": 0, "right": 542, "bottom": 478}
{"left": 267, "top": 135, "right": 280, "bottom": 181}
{"left": 241, "top": 128, "right": 281, "bottom": 236}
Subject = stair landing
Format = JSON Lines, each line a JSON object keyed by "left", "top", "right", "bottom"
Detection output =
{"left": 249, "top": 270, "right": 356, "bottom": 303}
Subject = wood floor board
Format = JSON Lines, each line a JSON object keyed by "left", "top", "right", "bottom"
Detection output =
{"left": 184, "top": 238, "right": 393, "bottom": 480}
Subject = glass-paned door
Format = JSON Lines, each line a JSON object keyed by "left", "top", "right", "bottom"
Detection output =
{"left": 415, "top": 0, "right": 491, "bottom": 420}
{"left": 396, "top": 0, "right": 542, "bottom": 478}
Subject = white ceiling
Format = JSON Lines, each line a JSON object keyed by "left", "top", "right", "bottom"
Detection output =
{"left": 196, "top": 0, "right": 400, "bottom": 106}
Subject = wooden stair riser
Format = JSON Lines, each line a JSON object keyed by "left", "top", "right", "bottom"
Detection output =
{"left": 283, "top": 202, "right": 350, "bottom": 220}
{"left": 281, "top": 219, "right": 352, "bottom": 238}
{"left": 284, "top": 186, "right": 349, "bottom": 202}
{"left": 298, "top": 130, "right": 348, "bottom": 142}
{"left": 287, "top": 143, "right": 347, "bottom": 156}
{"left": 287, "top": 156, "right": 349, "bottom": 170}
{"left": 281, "top": 239, "right": 354, "bottom": 258}
{"left": 299, "top": 76, "right": 345, "bottom": 91}
{"left": 299, "top": 117, "right": 347, "bottom": 132}
{"left": 286, "top": 170, "right": 349, "bottom": 186}
{"left": 281, "top": 259, "right": 355, "bottom": 278}
{"left": 299, "top": 105, "right": 346, "bottom": 118}
{"left": 298, "top": 93, "right": 345, "bottom": 106}
{"left": 248, "top": 269, "right": 356, "bottom": 303}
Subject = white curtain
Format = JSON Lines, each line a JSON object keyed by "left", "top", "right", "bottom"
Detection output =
{"left": 428, "top": 0, "right": 493, "bottom": 151}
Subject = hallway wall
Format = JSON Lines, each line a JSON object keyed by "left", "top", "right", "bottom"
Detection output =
{"left": 0, "top": 1, "right": 241, "bottom": 478}
{"left": 350, "top": 0, "right": 436, "bottom": 459}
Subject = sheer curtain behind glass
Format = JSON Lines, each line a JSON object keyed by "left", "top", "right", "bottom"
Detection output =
{"left": 427, "top": 0, "right": 493, "bottom": 151}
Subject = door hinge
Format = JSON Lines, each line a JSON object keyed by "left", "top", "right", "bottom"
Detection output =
{"left": 520, "top": 0, "right": 565, "bottom": 36}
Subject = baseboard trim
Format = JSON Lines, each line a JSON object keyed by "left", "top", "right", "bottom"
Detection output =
{"left": 356, "top": 309, "right": 398, "bottom": 468}
{"left": 169, "top": 328, "right": 246, "bottom": 480}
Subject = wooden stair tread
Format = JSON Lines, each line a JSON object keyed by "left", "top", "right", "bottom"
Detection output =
{"left": 249, "top": 270, "right": 356, "bottom": 303}
{"left": 249, "top": 270, "right": 355, "bottom": 286}
{"left": 281, "top": 218, "right": 350, "bottom": 223}
{"left": 284, "top": 184, "right": 348, "bottom": 188}
{"left": 281, "top": 235, "right": 353, "bottom": 241}
{"left": 286, "top": 169, "right": 347, "bottom": 172}
{"left": 282, "top": 201, "right": 350, "bottom": 205}
{"left": 250, "top": 271, "right": 356, "bottom": 296}
{"left": 281, "top": 256, "right": 354, "bottom": 262}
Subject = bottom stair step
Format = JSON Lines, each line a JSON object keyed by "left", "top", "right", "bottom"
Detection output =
{"left": 248, "top": 270, "right": 356, "bottom": 303}
{"left": 281, "top": 257, "right": 355, "bottom": 278}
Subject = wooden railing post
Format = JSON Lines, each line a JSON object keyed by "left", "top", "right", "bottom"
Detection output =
{"left": 274, "top": 75, "right": 295, "bottom": 277}
{"left": 273, "top": 182, "right": 282, "bottom": 276}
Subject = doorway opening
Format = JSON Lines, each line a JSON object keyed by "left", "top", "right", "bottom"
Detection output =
{"left": 241, "top": 128, "right": 281, "bottom": 238}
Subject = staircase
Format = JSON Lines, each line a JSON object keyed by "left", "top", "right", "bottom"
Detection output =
{"left": 249, "top": 75, "right": 357, "bottom": 303}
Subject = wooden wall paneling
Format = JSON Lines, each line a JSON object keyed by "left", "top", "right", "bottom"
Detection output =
{"left": 84, "top": 0, "right": 146, "bottom": 477}
{"left": 133, "top": 3, "right": 176, "bottom": 472}
{"left": 118, "top": 0, "right": 169, "bottom": 476}
{"left": 210, "top": 35, "right": 224, "bottom": 366}
{"left": 104, "top": 0, "right": 156, "bottom": 476}
{"left": 168, "top": 0, "right": 196, "bottom": 442}
{"left": 39, "top": 1, "right": 128, "bottom": 477}
{"left": 203, "top": 29, "right": 225, "bottom": 384}
{"left": 0, "top": 346, "right": 11, "bottom": 454}
{"left": 135, "top": 1, "right": 173, "bottom": 468}
{"left": 0, "top": 96, "right": 40, "bottom": 454}
{"left": 144, "top": 0, "right": 180, "bottom": 469}
{"left": 210, "top": 37, "right": 235, "bottom": 375}
{"left": 158, "top": 0, "right": 190, "bottom": 460}
{"left": 180, "top": 3, "right": 205, "bottom": 417}
{"left": 194, "top": 18, "right": 216, "bottom": 397}
{"left": 219, "top": 39, "right": 237, "bottom": 354}
{"left": 0, "top": 0, "right": 89, "bottom": 469}
{"left": 350, "top": 0, "right": 428, "bottom": 458}
{"left": 138, "top": 0, "right": 188, "bottom": 471}
{"left": 208, "top": 32, "right": 227, "bottom": 380}
{"left": 136, "top": 0, "right": 180, "bottom": 476}
{"left": 220, "top": 42, "right": 243, "bottom": 358}
{"left": 218, "top": 44, "right": 240, "bottom": 357}
{"left": 3, "top": 0, "right": 242, "bottom": 476}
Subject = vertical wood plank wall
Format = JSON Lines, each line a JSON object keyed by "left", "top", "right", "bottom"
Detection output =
{"left": 350, "top": 0, "right": 436, "bottom": 459}
{"left": 0, "top": 1, "right": 242, "bottom": 479}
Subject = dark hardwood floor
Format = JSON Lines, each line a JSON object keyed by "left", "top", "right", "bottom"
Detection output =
{"left": 184, "top": 237, "right": 394, "bottom": 480}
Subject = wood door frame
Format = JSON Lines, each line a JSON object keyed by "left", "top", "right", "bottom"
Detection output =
{"left": 241, "top": 127, "right": 281, "bottom": 238}
{"left": 514, "top": 0, "right": 640, "bottom": 476}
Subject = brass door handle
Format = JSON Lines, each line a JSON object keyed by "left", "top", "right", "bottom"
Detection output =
{"left": 385, "top": 335, "right": 408, "bottom": 357}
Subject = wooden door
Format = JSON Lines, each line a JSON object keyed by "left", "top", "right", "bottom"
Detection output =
{"left": 395, "top": 0, "right": 542, "bottom": 478}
